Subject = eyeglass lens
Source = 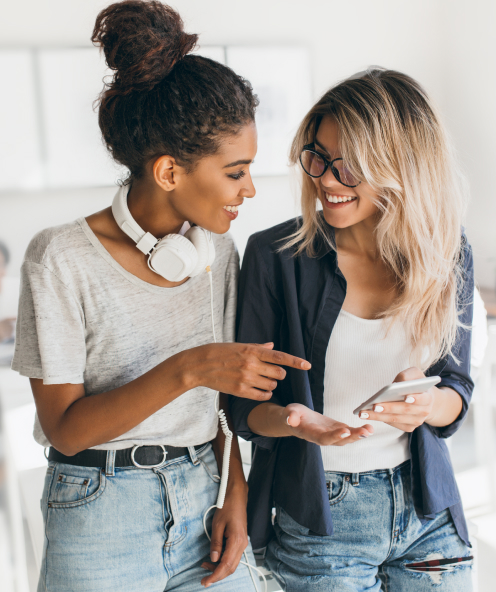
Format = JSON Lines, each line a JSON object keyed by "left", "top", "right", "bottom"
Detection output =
{"left": 300, "top": 149, "right": 359, "bottom": 187}
{"left": 332, "top": 159, "right": 358, "bottom": 187}
{"left": 301, "top": 150, "right": 326, "bottom": 177}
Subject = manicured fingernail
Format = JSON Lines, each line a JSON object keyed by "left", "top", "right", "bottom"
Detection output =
{"left": 340, "top": 432, "right": 351, "bottom": 438}
{"left": 358, "top": 434, "right": 369, "bottom": 439}
{"left": 286, "top": 416, "right": 291, "bottom": 425}
{"left": 359, "top": 412, "right": 369, "bottom": 419}
{"left": 211, "top": 551, "right": 219, "bottom": 562}
{"left": 405, "top": 396, "right": 415, "bottom": 404}
{"left": 374, "top": 405, "right": 384, "bottom": 412}
{"left": 301, "top": 361, "right": 311, "bottom": 369}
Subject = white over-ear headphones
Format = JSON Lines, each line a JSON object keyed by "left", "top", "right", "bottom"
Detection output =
{"left": 111, "top": 185, "right": 215, "bottom": 282}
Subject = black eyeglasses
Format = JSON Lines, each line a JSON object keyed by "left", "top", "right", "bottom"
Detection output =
{"left": 299, "top": 143, "right": 360, "bottom": 188}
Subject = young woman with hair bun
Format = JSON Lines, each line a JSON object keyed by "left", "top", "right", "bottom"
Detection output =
{"left": 13, "top": 1, "right": 309, "bottom": 590}
{"left": 231, "top": 68, "right": 475, "bottom": 590}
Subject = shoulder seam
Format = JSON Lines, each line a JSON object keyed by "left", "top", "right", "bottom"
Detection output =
{"left": 23, "top": 260, "right": 85, "bottom": 324}
{"left": 41, "top": 225, "right": 80, "bottom": 266}
{"left": 24, "top": 223, "right": 81, "bottom": 267}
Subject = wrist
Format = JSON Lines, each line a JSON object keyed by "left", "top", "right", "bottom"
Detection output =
{"left": 247, "top": 403, "right": 295, "bottom": 438}
{"left": 280, "top": 406, "right": 296, "bottom": 436}
{"left": 425, "top": 387, "right": 441, "bottom": 425}
{"left": 226, "top": 471, "right": 249, "bottom": 497}
{"left": 173, "top": 347, "right": 201, "bottom": 391}
{"left": 426, "top": 386, "right": 462, "bottom": 427}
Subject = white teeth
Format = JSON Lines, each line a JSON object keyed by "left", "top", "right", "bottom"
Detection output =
{"left": 224, "top": 205, "right": 238, "bottom": 213}
{"left": 325, "top": 193, "right": 357, "bottom": 203}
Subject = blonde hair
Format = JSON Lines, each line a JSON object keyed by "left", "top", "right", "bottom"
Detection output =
{"left": 285, "top": 68, "right": 468, "bottom": 366}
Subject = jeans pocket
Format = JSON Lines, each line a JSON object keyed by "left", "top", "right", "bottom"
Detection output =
{"left": 48, "top": 464, "right": 106, "bottom": 508}
{"left": 326, "top": 473, "right": 350, "bottom": 506}
{"left": 199, "top": 446, "right": 221, "bottom": 484}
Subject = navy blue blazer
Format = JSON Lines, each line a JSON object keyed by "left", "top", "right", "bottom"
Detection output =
{"left": 230, "top": 216, "right": 474, "bottom": 550}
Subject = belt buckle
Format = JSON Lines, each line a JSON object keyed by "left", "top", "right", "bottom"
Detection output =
{"left": 131, "top": 445, "right": 167, "bottom": 469}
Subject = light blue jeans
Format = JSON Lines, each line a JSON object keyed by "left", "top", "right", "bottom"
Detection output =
{"left": 266, "top": 460, "right": 472, "bottom": 591}
{"left": 38, "top": 443, "right": 260, "bottom": 592}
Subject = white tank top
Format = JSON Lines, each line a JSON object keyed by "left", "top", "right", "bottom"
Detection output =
{"left": 321, "top": 309, "right": 412, "bottom": 473}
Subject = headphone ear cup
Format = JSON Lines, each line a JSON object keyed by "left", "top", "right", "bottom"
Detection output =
{"left": 184, "top": 227, "right": 216, "bottom": 277}
{"left": 149, "top": 234, "right": 198, "bottom": 282}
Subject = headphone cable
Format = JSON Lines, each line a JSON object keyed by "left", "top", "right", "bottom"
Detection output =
{"left": 203, "top": 263, "right": 267, "bottom": 592}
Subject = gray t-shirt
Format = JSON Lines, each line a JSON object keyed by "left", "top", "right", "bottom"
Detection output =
{"left": 12, "top": 218, "right": 238, "bottom": 449}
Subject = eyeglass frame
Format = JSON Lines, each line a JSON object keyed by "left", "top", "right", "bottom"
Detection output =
{"left": 299, "top": 143, "right": 361, "bottom": 188}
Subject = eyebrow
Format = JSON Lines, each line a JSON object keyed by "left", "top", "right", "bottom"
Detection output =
{"left": 314, "top": 139, "right": 331, "bottom": 155}
{"left": 223, "top": 159, "right": 252, "bottom": 168}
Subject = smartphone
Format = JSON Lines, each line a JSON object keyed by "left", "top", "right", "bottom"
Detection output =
{"left": 352, "top": 376, "right": 441, "bottom": 416}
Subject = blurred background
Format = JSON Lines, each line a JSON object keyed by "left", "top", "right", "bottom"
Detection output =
{"left": 0, "top": 1, "right": 495, "bottom": 591}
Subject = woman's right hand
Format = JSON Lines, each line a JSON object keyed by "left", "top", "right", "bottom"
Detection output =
{"left": 286, "top": 403, "right": 374, "bottom": 445}
{"left": 183, "top": 342, "right": 311, "bottom": 401}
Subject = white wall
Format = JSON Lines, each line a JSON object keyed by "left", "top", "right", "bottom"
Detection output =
{"left": 441, "top": 0, "right": 496, "bottom": 289}
{"left": 1, "top": 0, "right": 495, "bottom": 287}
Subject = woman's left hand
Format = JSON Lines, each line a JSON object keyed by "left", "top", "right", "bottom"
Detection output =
{"left": 200, "top": 483, "right": 249, "bottom": 588}
{"left": 358, "top": 367, "right": 436, "bottom": 432}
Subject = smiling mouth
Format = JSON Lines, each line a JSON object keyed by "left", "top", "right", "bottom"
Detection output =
{"left": 223, "top": 205, "right": 239, "bottom": 213}
{"left": 324, "top": 193, "right": 357, "bottom": 204}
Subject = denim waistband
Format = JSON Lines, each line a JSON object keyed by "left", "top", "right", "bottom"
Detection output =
{"left": 324, "top": 459, "right": 411, "bottom": 486}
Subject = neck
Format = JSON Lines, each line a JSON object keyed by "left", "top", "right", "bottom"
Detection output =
{"left": 335, "top": 216, "right": 379, "bottom": 260}
{"left": 127, "top": 178, "right": 185, "bottom": 238}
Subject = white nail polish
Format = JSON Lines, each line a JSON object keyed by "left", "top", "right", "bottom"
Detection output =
{"left": 360, "top": 412, "right": 369, "bottom": 419}
{"left": 340, "top": 432, "right": 350, "bottom": 439}
{"left": 286, "top": 416, "right": 290, "bottom": 425}
{"left": 405, "top": 396, "right": 415, "bottom": 404}
{"left": 374, "top": 405, "right": 384, "bottom": 412}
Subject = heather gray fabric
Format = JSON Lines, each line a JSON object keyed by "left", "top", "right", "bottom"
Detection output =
{"left": 12, "top": 218, "right": 238, "bottom": 450}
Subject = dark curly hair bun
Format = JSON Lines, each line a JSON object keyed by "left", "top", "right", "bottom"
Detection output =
{"left": 92, "top": 0, "right": 197, "bottom": 93}
{"left": 92, "top": 1, "right": 258, "bottom": 179}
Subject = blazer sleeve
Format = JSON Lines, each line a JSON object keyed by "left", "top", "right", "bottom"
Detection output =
{"left": 430, "top": 237, "right": 475, "bottom": 439}
{"left": 229, "top": 233, "right": 283, "bottom": 451}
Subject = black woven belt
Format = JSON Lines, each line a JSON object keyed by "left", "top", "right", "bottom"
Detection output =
{"left": 48, "top": 444, "right": 206, "bottom": 469}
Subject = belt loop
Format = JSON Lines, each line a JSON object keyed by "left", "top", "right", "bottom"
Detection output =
{"left": 105, "top": 450, "right": 116, "bottom": 476}
{"left": 188, "top": 446, "right": 200, "bottom": 465}
{"left": 351, "top": 472, "right": 360, "bottom": 486}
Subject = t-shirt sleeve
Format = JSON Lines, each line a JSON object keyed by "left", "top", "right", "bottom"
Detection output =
{"left": 12, "top": 260, "right": 86, "bottom": 384}
{"left": 223, "top": 242, "right": 240, "bottom": 343}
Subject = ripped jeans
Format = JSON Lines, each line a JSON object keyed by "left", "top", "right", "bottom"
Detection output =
{"left": 266, "top": 460, "right": 472, "bottom": 591}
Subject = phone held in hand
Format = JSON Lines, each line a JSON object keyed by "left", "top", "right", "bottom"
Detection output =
{"left": 352, "top": 376, "right": 441, "bottom": 416}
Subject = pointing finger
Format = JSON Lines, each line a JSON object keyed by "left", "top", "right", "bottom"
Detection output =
{"left": 258, "top": 348, "right": 311, "bottom": 370}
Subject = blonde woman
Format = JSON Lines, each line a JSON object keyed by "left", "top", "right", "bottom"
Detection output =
{"left": 230, "top": 69, "right": 474, "bottom": 591}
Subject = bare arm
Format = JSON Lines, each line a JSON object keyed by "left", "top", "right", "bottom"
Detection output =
{"left": 248, "top": 402, "right": 373, "bottom": 445}
{"left": 31, "top": 342, "right": 311, "bottom": 456}
{"left": 426, "top": 387, "right": 463, "bottom": 427}
{"left": 31, "top": 350, "right": 190, "bottom": 456}
{"left": 248, "top": 368, "right": 463, "bottom": 445}
{"left": 201, "top": 394, "right": 249, "bottom": 587}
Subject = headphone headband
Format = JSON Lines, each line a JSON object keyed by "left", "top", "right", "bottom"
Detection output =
{"left": 112, "top": 186, "right": 157, "bottom": 254}
{"left": 111, "top": 186, "right": 215, "bottom": 282}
